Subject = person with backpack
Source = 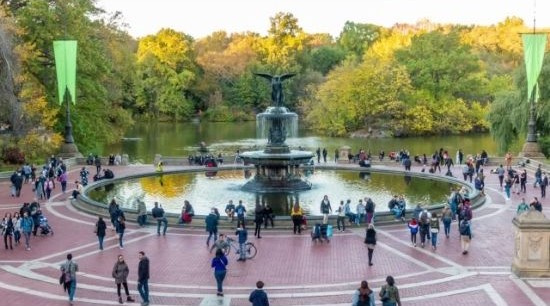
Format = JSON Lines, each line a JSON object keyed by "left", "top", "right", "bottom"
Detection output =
{"left": 429, "top": 213, "right": 440, "bottom": 251}
{"left": 407, "top": 218, "right": 419, "bottom": 247}
{"left": 441, "top": 205, "right": 453, "bottom": 238}
{"left": 418, "top": 209, "right": 431, "bottom": 248}
{"left": 379, "top": 275, "right": 402, "bottom": 306}
{"left": 352, "top": 280, "right": 375, "bottom": 306}
{"left": 459, "top": 219, "right": 472, "bottom": 255}
{"left": 60, "top": 253, "right": 79, "bottom": 304}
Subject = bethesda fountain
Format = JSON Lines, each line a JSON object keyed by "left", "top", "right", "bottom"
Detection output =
{"left": 240, "top": 73, "right": 314, "bottom": 192}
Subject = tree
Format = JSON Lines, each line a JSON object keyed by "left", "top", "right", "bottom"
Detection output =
{"left": 337, "top": 21, "right": 383, "bottom": 57}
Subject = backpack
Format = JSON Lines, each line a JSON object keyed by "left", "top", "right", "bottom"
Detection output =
{"left": 357, "top": 289, "right": 371, "bottom": 306}
{"left": 420, "top": 211, "right": 429, "bottom": 225}
{"left": 60, "top": 262, "right": 72, "bottom": 285}
{"left": 459, "top": 207, "right": 471, "bottom": 220}
{"left": 459, "top": 222, "right": 469, "bottom": 235}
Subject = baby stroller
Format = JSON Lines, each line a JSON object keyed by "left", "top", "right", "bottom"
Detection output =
{"left": 39, "top": 215, "right": 54, "bottom": 236}
{"left": 311, "top": 223, "right": 331, "bottom": 243}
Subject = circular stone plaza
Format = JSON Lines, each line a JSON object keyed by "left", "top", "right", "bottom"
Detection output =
{"left": 0, "top": 161, "right": 549, "bottom": 306}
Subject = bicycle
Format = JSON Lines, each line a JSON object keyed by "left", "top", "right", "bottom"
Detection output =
{"left": 224, "top": 236, "right": 257, "bottom": 259}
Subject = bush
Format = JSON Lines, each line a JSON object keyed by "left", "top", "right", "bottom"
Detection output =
{"left": 2, "top": 147, "right": 25, "bottom": 164}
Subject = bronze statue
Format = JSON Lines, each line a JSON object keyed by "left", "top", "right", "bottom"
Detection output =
{"left": 254, "top": 73, "right": 296, "bottom": 107}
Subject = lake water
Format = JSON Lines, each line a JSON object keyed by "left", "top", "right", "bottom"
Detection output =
{"left": 103, "top": 121, "right": 518, "bottom": 163}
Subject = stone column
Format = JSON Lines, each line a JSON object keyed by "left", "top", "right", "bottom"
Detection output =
{"left": 339, "top": 146, "right": 351, "bottom": 163}
{"left": 512, "top": 210, "right": 550, "bottom": 277}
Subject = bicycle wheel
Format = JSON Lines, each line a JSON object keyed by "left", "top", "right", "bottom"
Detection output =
{"left": 223, "top": 245, "right": 231, "bottom": 256}
{"left": 245, "top": 242, "right": 257, "bottom": 259}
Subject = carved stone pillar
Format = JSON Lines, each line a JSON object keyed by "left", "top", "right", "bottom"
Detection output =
{"left": 339, "top": 146, "right": 352, "bottom": 163}
{"left": 512, "top": 210, "right": 550, "bottom": 277}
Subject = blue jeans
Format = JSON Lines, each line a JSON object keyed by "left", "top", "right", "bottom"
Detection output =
{"left": 157, "top": 218, "right": 167, "bottom": 235}
{"left": 214, "top": 270, "right": 226, "bottom": 293}
{"left": 68, "top": 279, "right": 76, "bottom": 301}
{"left": 98, "top": 235, "right": 104, "bottom": 250}
{"left": 23, "top": 231, "right": 31, "bottom": 249}
{"left": 207, "top": 230, "right": 218, "bottom": 245}
{"left": 504, "top": 186, "right": 511, "bottom": 199}
{"left": 118, "top": 232, "right": 124, "bottom": 247}
{"left": 138, "top": 279, "right": 149, "bottom": 303}
{"left": 431, "top": 232, "right": 438, "bottom": 247}
{"left": 442, "top": 218, "right": 451, "bottom": 237}
{"left": 355, "top": 213, "right": 364, "bottom": 225}
{"left": 138, "top": 215, "right": 147, "bottom": 226}
{"left": 239, "top": 242, "right": 246, "bottom": 260}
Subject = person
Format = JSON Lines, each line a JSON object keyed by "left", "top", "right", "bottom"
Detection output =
{"left": 235, "top": 224, "right": 248, "bottom": 261}
{"left": 379, "top": 275, "right": 402, "bottom": 306}
{"left": 429, "top": 212, "right": 440, "bottom": 251}
{"left": 212, "top": 248, "right": 229, "bottom": 296}
{"left": 137, "top": 200, "right": 147, "bottom": 226}
{"left": 418, "top": 209, "right": 431, "bottom": 248}
{"left": 365, "top": 198, "right": 375, "bottom": 224}
{"left": 263, "top": 204, "right": 274, "bottom": 228}
{"left": 72, "top": 181, "right": 82, "bottom": 199}
{"left": 459, "top": 219, "right": 472, "bottom": 255}
{"left": 137, "top": 251, "right": 150, "bottom": 306}
{"left": 496, "top": 164, "right": 505, "bottom": 190}
{"left": 155, "top": 161, "right": 164, "bottom": 172}
{"left": 80, "top": 167, "right": 90, "bottom": 186}
{"left": 520, "top": 169, "right": 527, "bottom": 193}
{"left": 249, "top": 280, "right": 270, "bottom": 306}
{"left": 61, "top": 253, "right": 79, "bottom": 305}
{"left": 2, "top": 213, "right": 14, "bottom": 250}
{"left": 316, "top": 147, "right": 321, "bottom": 163}
{"left": 108, "top": 199, "right": 121, "bottom": 230}
{"left": 112, "top": 254, "right": 135, "bottom": 304}
{"left": 441, "top": 205, "right": 452, "bottom": 238}
{"left": 351, "top": 280, "right": 375, "bottom": 306}
{"left": 95, "top": 155, "right": 102, "bottom": 174}
{"left": 407, "top": 218, "right": 419, "bottom": 247}
{"left": 322, "top": 148, "right": 327, "bottom": 163}
{"left": 116, "top": 215, "right": 126, "bottom": 249}
{"left": 344, "top": 199, "right": 354, "bottom": 225}
{"left": 355, "top": 199, "right": 365, "bottom": 226}
{"left": 20, "top": 211, "right": 33, "bottom": 251}
{"left": 152, "top": 202, "right": 167, "bottom": 236}
{"left": 541, "top": 173, "right": 548, "bottom": 199}
{"left": 534, "top": 164, "right": 542, "bottom": 188}
{"left": 95, "top": 216, "right": 107, "bottom": 250}
{"left": 235, "top": 200, "right": 247, "bottom": 228}
{"left": 336, "top": 201, "right": 346, "bottom": 232}
{"left": 205, "top": 208, "right": 219, "bottom": 247}
{"left": 364, "top": 223, "right": 376, "bottom": 266}
{"left": 209, "top": 233, "right": 230, "bottom": 253}
{"left": 225, "top": 200, "right": 236, "bottom": 223}
{"left": 530, "top": 197, "right": 543, "bottom": 212}
{"left": 290, "top": 203, "right": 303, "bottom": 234}
{"left": 254, "top": 205, "right": 264, "bottom": 239}
{"left": 516, "top": 198, "right": 529, "bottom": 215}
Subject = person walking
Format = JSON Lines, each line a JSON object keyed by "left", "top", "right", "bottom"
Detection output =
{"left": 211, "top": 249, "right": 228, "bottom": 296}
{"left": 151, "top": 202, "right": 167, "bottom": 236}
{"left": 541, "top": 173, "right": 548, "bottom": 199}
{"left": 2, "top": 213, "right": 14, "bottom": 250}
{"left": 235, "top": 225, "right": 248, "bottom": 262}
{"left": 418, "top": 209, "right": 431, "bottom": 248}
{"left": 249, "top": 280, "right": 270, "bottom": 306}
{"left": 441, "top": 205, "right": 452, "bottom": 239}
{"left": 320, "top": 195, "right": 332, "bottom": 224}
{"left": 364, "top": 224, "right": 376, "bottom": 266}
{"left": 137, "top": 251, "right": 150, "bottom": 306}
{"left": 20, "top": 211, "right": 33, "bottom": 251}
{"left": 379, "top": 275, "right": 402, "bottom": 306}
{"left": 365, "top": 198, "right": 375, "bottom": 224}
{"left": 253, "top": 205, "right": 264, "bottom": 239}
{"left": 336, "top": 201, "right": 346, "bottom": 232}
{"left": 352, "top": 280, "right": 375, "bottom": 306}
{"left": 429, "top": 213, "right": 440, "bottom": 251}
{"left": 112, "top": 255, "right": 135, "bottom": 304}
{"left": 61, "top": 253, "right": 79, "bottom": 305}
{"left": 263, "top": 204, "right": 274, "bottom": 228}
{"left": 496, "top": 164, "right": 505, "bottom": 190}
{"left": 459, "top": 219, "right": 472, "bottom": 255}
{"left": 290, "top": 203, "right": 303, "bottom": 234}
{"left": 116, "top": 215, "right": 126, "bottom": 249}
{"left": 205, "top": 208, "right": 219, "bottom": 247}
{"left": 520, "top": 169, "right": 527, "bottom": 194}
{"left": 137, "top": 200, "right": 147, "bottom": 227}
{"left": 95, "top": 216, "right": 107, "bottom": 250}
{"left": 407, "top": 218, "right": 418, "bottom": 247}
{"left": 322, "top": 148, "right": 327, "bottom": 163}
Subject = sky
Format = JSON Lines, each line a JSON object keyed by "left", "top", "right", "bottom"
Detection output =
{"left": 96, "top": 0, "right": 550, "bottom": 39}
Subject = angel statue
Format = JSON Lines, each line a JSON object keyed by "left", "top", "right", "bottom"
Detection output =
{"left": 254, "top": 73, "right": 296, "bottom": 107}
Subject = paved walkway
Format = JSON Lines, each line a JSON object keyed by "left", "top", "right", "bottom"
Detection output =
{"left": 0, "top": 162, "right": 549, "bottom": 306}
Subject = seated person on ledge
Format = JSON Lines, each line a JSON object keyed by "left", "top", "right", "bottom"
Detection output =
{"left": 94, "top": 169, "right": 114, "bottom": 181}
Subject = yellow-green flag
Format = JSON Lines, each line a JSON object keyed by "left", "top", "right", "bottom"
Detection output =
{"left": 522, "top": 33, "right": 547, "bottom": 103}
{"left": 53, "top": 40, "right": 78, "bottom": 105}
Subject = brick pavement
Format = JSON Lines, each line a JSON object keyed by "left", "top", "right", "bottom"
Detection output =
{"left": 0, "top": 163, "right": 549, "bottom": 305}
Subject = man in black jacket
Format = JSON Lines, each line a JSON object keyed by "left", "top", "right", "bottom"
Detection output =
{"left": 137, "top": 251, "right": 150, "bottom": 306}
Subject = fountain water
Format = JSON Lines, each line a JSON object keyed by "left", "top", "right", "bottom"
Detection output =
{"left": 240, "top": 73, "right": 314, "bottom": 192}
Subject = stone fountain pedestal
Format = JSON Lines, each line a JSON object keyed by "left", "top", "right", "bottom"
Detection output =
{"left": 512, "top": 210, "right": 550, "bottom": 278}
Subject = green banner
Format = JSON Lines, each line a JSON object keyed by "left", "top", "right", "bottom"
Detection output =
{"left": 522, "top": 33, "right": 547, "bottom": 103}
{"left": 53, "top": 40, "right": 78, "bottom": 105}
